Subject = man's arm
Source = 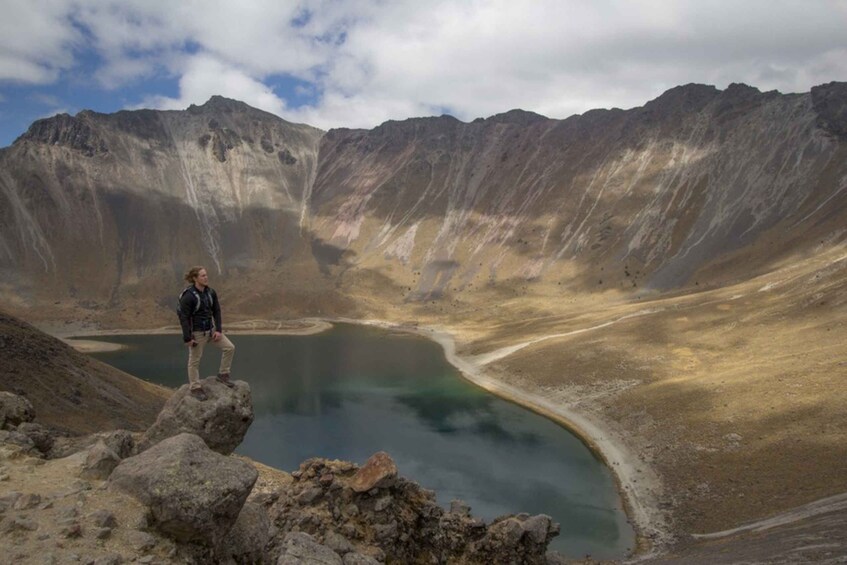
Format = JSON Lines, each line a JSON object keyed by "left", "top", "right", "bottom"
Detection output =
{"left": 177, "top": 291, "right": 195, "bottom": 342}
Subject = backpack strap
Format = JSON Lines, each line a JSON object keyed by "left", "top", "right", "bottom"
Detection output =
{"left": 178, "top": 287, "right": 201, "bottom": 314}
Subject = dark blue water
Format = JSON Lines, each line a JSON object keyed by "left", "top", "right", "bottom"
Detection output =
{"left": 85, "top": 324, "right": 634, "bottom": 558}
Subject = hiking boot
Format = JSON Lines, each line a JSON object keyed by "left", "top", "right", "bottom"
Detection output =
{"left": 216, "top": 372, "right": 235, "bottom": 388}
{"left": 190, "top": 387, "right": 208, "bottom": 401}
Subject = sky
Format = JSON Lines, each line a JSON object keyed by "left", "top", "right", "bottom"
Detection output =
{"left": 1, "top": 0, "right": 846, "bottom": 147}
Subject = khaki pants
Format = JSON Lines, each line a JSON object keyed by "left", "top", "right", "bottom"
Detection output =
{"left": 187, "top": 331, "right": 235, "bottom": 389}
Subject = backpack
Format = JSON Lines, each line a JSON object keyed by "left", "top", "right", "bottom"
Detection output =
{"left": 177, "top": 287, "right": 202, "bottom": 317}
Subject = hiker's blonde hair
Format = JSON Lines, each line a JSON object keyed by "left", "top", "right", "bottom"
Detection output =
{"left": 184, "top": 266, "right": 206, "bottom": 284}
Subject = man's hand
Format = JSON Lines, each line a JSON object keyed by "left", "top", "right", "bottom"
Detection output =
{"left": 187, "top": 339, "right": 198, "bottom": 348}
{"left": 212, "top": 331, "right": 222, "bottom": 342}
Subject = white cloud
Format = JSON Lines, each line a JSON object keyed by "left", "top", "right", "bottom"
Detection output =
{"left": 0, "top": 0, "right": 78, "bottom": 83}
{"left": 2, "top": 0, "right": 847, "bottom": 131}
{"left": 137, "top": 54, "right": 288, "bottom": 116}
{"left": 296, "top": 0, "right": 847, "bottom": 127}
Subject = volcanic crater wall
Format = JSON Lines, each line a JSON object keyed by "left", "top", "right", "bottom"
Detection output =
{"left": 1, "top": 84, "right": 846, "bottom": 322}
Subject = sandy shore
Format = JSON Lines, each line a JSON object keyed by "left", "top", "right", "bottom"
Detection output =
{"left": 59, "top": 315, "right": 665, "bottom": 557}
{"left": 60, "top": 318, "right": 334, "bottom": 353}
{"left": 60, "top": 338, "right": 127, "bottom": 353}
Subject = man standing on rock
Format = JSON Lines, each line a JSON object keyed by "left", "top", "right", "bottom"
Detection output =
{"left": 177, "top": 266, "right": 236, "bottom": 400}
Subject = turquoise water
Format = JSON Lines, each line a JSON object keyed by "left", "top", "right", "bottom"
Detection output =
{"left": 87, "top": 324, "right": 634, "bottom": 558}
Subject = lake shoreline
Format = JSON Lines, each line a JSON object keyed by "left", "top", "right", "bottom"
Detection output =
{"left": 327, "top": 317, "right": 668, "bottom": 558}
{"left": 61, "top": 316, "right": 666, "bottom": 558}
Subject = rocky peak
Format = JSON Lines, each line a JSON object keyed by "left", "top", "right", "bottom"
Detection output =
{"left": 812, "top": 81, "right": 847, "bottom": 140}
{"left": 641, "top": 83, "right": 721, "bottom": 120}
{"left": 188, "top": 95, "right": 269, "bottom": 117}
{"left": 480, "top": 108, "right": 549, "bottom": 125}
{"left": 15, "top": 112, "right": 108, "bottom": 156}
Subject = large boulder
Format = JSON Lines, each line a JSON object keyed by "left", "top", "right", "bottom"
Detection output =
{"left": 137, "top": 376, "right": 253, "bottom": 455}
{"left": 0, "top": 391, "right": 35, "bottom": 429}
{"left": 16, "top": 422, "right": 54, "bottom": 454}
{"left": 109, "top": 433, "right": 258, "bottom": 544}
{"left": 223, "top": 501, "right": 272, "bottom": 564}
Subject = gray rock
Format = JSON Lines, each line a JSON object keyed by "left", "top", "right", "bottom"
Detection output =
{"left": 137, "top": 377, "right": 253, "bottom": 455}
{"left": 109, "top": 433, "right": 257, "bottom": 544}
{"left": 12, "top": 493, "right": 41, "bottom": 510}
{"left": 486, "top": 517, "right": 524, "bottom": 547}
{"left": 126, "top": 529, "right": 156, "bottom": 551}
{"left": 340, "top": 523, "right": 359, "bottom": 539}
{"left": 522, "top": 514, "right": 557, "bottom": 545}
{"left": 59, "top": 520, "right": 82, "bottom": 538}
{"left": 0, "top": 392, "right": 35, "bottom": 429}
{"left": 342, "top": 503, "right": 359, "bottom": 517}
{"left": 80, "top": 440, "right": 121, "bottom": 480}
{"left": 16, "top": 422, "right": 54, "bottom": 454}
{"left": 324, "top": 530, "right": 354, "bottom": 554}
{"left": 277, "top": 532, "right": 343, "bottom": 565}
{"left": 373, "top": 521, "right": 398, "bottom": 542}
{"left": 373, "top": 496, "right": 391, "bottom": 513}
{"left": 1, "top": 514, "right": 39, "bottom": 533}
{"left": 94, "top": 526, "right": 112, "bottom": 539}
{"left": 0, "top": 429, "right": 36, "bottom": 452}
{"left": 297, "top": 485, "right": 324, "bottom": 505}
{"left": 223, "top": 501, "right": 270, "bottom": 564}
{"left": 0, "top": 491, "right": 23, "bottom": 511}
{"left": 59, "top": 505, "right": 79, "bottom": 519}
{"left": 342, "top": 553, "right": 381, "bottom": 565}
{"left": 99, "top": 430, "right": 135, "bottom": 459}
{"left": 89, "top": 509, "right": 118, "bottom": 528}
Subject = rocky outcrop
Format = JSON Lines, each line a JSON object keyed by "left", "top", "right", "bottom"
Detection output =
{"left": 267, "top": 455, "right": 559, "bottom": 564}
{"left": 136, "top": 376, "right": 253, "bottom": 455}
{"left": 109, "top": 433, "right": 258, "bottom": 544}
{"left": 0, "top": 391, "right": 35, "bottom": 429}
{"left": 812, "top": 81, "right": 847, "bottom": 140}
{"left": 0, "top": 392, "right": 55, "bottom": 458}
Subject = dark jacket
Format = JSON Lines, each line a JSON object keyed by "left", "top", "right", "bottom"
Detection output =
{"left": 177, "top": 285, "right": 222, "bottom": 342}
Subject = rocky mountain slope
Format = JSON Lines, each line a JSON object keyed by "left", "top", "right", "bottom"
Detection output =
{"left": 0, "top": 310, "right": 167, "bottom": 433}
{"left": 1, "top": 83, "right": 845, "bottom": 326}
